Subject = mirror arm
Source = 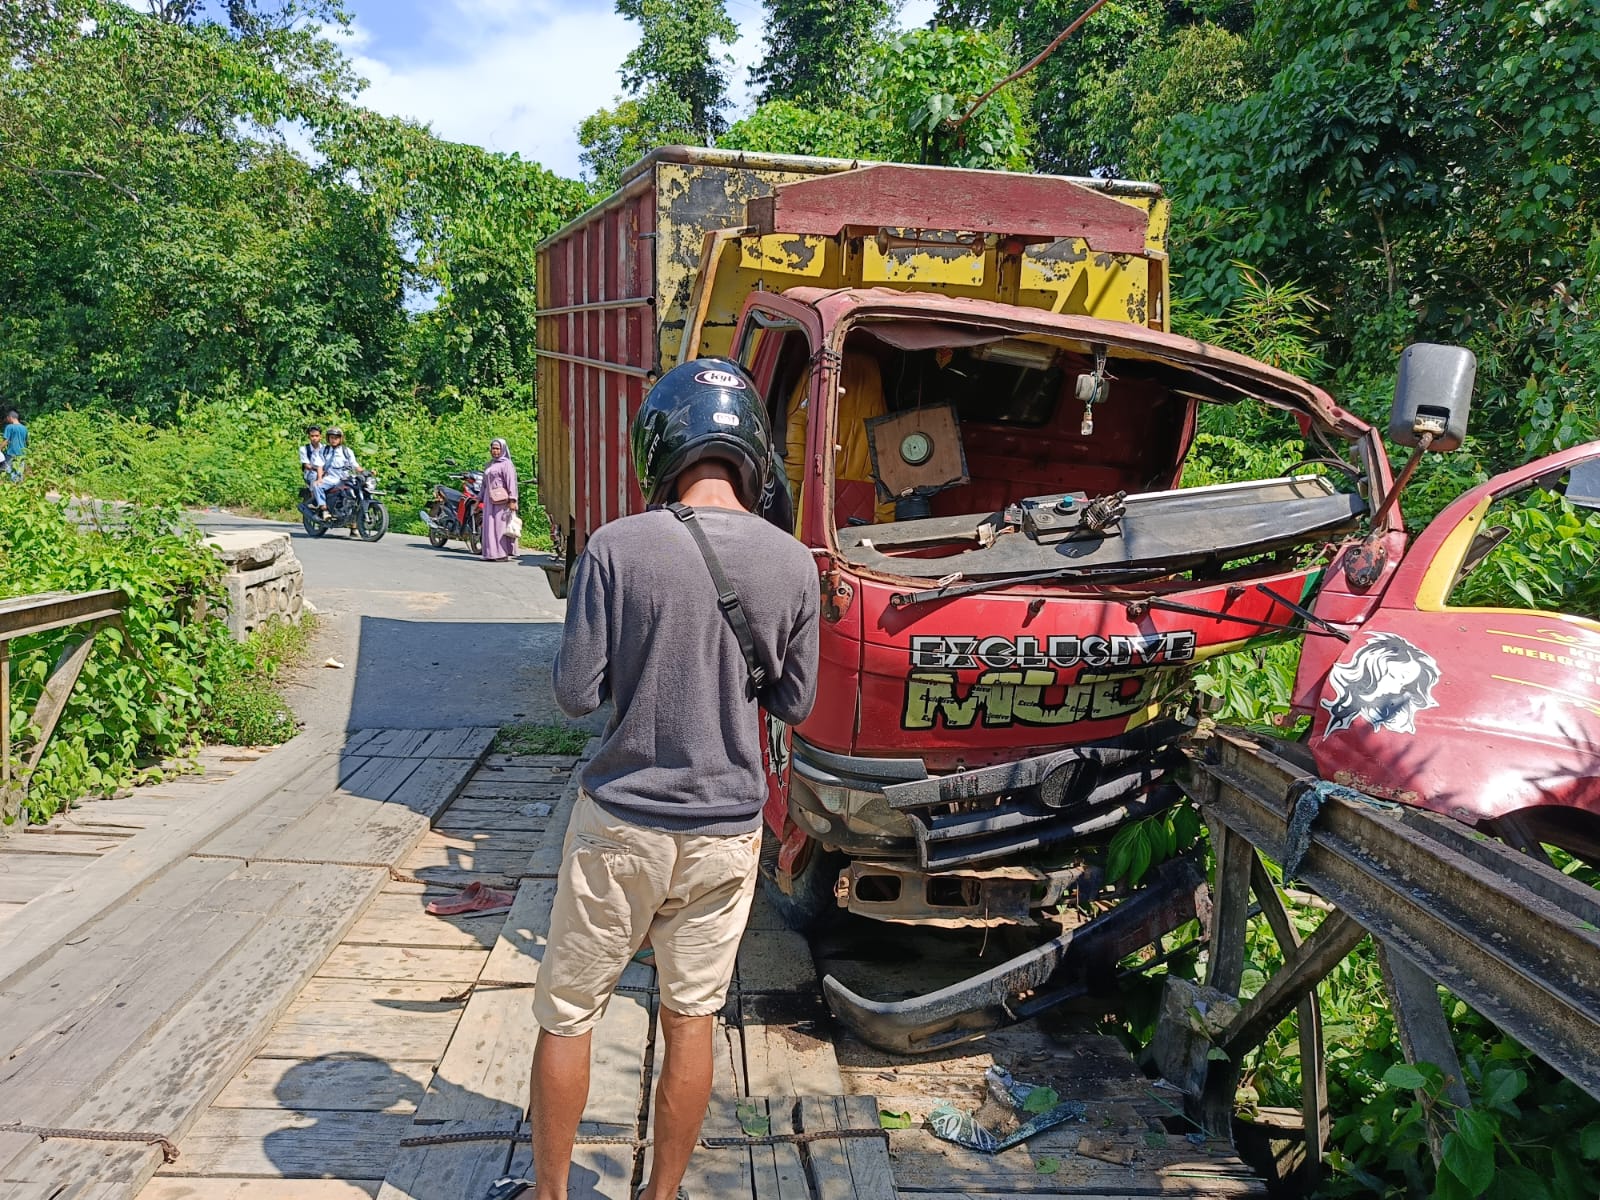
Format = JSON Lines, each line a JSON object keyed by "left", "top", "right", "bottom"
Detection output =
{"left": 1369, "top": 430, "right": 1436, "bottom": 529}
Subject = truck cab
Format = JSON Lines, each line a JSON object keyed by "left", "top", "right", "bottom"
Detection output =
{"left": 732, "top": 286, "right": 1394, "bottom": 930}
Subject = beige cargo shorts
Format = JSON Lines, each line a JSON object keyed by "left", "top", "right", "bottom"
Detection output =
{"left": 532, "top": 791, "right": 761, "bottom": 1037}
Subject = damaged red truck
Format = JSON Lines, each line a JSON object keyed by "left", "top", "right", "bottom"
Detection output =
{"left": 535, "top": 149, "right": 1600, "bottom": 1053}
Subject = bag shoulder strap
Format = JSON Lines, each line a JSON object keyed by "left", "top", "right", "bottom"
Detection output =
{"left": 667, "top": 502, "right": 768, "bottom": 697}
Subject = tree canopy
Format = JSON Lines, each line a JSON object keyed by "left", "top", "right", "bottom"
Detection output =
{"left": 749, "top": 0, "right": 893, "bottom": 106}
{"left": 0, "top": 0, "right": 590, "bottom": 418}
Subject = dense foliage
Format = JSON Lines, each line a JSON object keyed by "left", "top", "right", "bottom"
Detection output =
{"left": 0, "top": 485, "right": 308, "bottom": 823}
{"left": 0, "top": 0, "right": 591, "bottom": 419}
{"left": 749, "top": 0, "right": 893, "bottom": 106}
{"left": 27, "top": 392, "right": 550, "bottom": 545}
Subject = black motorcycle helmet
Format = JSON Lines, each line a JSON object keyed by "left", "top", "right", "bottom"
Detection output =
{"left": 631, "top": 357, "right": 774, "bottom": 508}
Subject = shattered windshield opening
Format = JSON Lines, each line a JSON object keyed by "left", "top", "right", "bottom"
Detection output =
{"left": 821, "top": 322, "right": 1367, "bottom": 592}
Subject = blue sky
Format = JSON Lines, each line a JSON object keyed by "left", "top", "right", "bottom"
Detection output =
{"left": 336, "top": 0, "right": 938, "bottom": 179}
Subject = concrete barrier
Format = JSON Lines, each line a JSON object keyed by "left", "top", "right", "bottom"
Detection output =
{"left": 207, "top": 531, "right": 304, "bottom": 640}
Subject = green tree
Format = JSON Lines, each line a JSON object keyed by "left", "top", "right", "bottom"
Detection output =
{"left": 866, "top": 25, "right": 1032, "bottom": 169}
{"left": 1161, "top": 0, "right": 1600, "bottom": 468}
{"left": 577, "top": 85, "right": 698, "bottom": 191}
{"left": 616, "top": 0, "right": 738, "bottom": 140}
{"left": 1075, "top": 20, "right": 1258, "bottom": 180}
{"left": 934, "top": 0, "right": 1170, "bottom": 174}
{"left": 721, "top": 98, "right": 891, "bottom": 160}
{"left": 0, "top": 0, "right": 400, "bottom": 415}
{"left": 749, "top": 0, "right": 893, "bottom": 105}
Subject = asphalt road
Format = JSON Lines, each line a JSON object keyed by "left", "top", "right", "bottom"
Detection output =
{"left": 194, "top": 511, "right": 603, "bottom": 736}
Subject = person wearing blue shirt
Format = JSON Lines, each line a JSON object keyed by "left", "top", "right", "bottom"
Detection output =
{"left": 3, "top": 410, "right": 26, "bottom": 480}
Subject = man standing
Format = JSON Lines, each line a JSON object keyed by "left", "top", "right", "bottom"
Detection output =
{"left": 3, "top": 410, "right": 27, "bottom": 480}
{"left": 494, "top": 359, "right": 819, "bottom": 1200}
{"left": 299, "top": 425, "right": 330, "bottom": 518}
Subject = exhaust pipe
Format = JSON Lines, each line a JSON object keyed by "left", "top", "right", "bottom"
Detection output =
{"left": 419, "top": 510, "right": 443, "bottom": 531}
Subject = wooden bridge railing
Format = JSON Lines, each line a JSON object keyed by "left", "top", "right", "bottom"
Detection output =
{"left": 0, "top": 589, "right": 129, "bottom": 823}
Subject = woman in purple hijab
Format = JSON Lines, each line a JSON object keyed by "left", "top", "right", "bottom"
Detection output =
{"left": 481, "top": 438, "right": 520, "bottom": 562}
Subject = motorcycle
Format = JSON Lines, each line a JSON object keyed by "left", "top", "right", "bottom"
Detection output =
{"left": 299, "top": 469, "right": 389, "bottom": 542}
{"left": 420, "top": 462, "right": 484, "bottom": 554}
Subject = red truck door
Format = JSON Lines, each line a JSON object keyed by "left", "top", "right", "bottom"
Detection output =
{"left": 1305, "top": 443, "right": 1600, "bottom": 840}
{"left": 730, "top": 298, "right": 863, "bottom": 836}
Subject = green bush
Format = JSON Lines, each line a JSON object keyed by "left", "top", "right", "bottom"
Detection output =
{"left": 0, "top": 485, "right": 300, "bottom": 822}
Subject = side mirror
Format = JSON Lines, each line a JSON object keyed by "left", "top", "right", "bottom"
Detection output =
{"left": 1566, "top": 458, "right": 1600, "bottom": 511}
{"left": 1390, "top": 343, "right": 1474, "bottom": 452}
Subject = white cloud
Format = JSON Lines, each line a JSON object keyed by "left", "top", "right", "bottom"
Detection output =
{"left": 343, "top": 0, "right": 945, "bottom": 180}
{"left": 343, "top": 4, "right": 635, "bottom": 177}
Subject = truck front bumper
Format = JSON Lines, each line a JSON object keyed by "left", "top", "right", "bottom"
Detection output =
{"left": 821, "top": 852, "right": 1209, "bottom": 1054}
{"left": 789, "top": 723, "right": 1188, "bottom": 926}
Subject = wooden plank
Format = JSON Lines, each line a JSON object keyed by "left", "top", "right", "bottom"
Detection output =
{"left": 260, "top": 1000, "right": 464, "bottom": 1061}
{"left": 522, "top": 749, "right": 592, "bottom": 879}
{"left": 418, "top": 726, "right": 498, "bottom": 761}
{"left": 140, "top": 1181, "right": 381, "bottom": 1199}
{"left": 0, "top": 850, "right": 89, "bottom": 901}
{"left": 586, "top": 989, "right": 656, "bottom": 1132}
{"left": 160, "top": 1107, "right": 408, "bottom": 1179}
{"left": 435, "top": 807, "right": 554, "bottom": 835}
{"left": 741, "top": 995, "right": 845, "bottom": 1098}
{"left": 497, "top": 1139, "right": 633, "bottom": 1200}
{"left": 212, "top": 1055, "right": 435, "bottom": 1113}
{"left": 376, "top": 1122, "right": 517, "bottom": 1200}
{"left": 407, "top": 829, "right": 548, "bottom": 863}
{"left": 290, "top": 978, "right": 469, "bottom": 1004}
{"left": 316, "top": 945, "right": 489, "bottom": 983}
{"left": 675, "top": 1093, "right": 758, "bottom": 1200}
{"left": 479, "top": 879, "right": 554, "bottom": 986}
{"left": 414, "top": 988, "right": 535, "bottom": 1124}
{"left": 343, "top": 891, "right": 503, "bottom": 951}
{"left": 0, "top": 857, "right": 243, "bottom": 1064}
{"left": 179, "top": 732, "right": 350, "bottom": 861}
{"left": 0, "top": 863, "right": 387, "bottom": 1190}
{"left": 0, "top": 863, "right": 307, "bottom": 1115}
{"left": 750, "top": 1097, "right": 811, "bottom": 1200}
{"left": 387, "top": 756, "right": 487, "bottom": 824}
{"left": 736, "top": 928, "right": 817, "bottom": 994}
{"left": 341, "top": 728, "right": 386, "bottom": 756}
{"left": 457, "top": 779, "right": 568, "bottom": 802}
{"left": 803, "top": 1095, "right": 895, "bottom": 1200}
{"left": 362, "top": 729, "right": 433, "bottom": 759}
{"left": 6, "top": 832, "right": 121, "bottom": 854}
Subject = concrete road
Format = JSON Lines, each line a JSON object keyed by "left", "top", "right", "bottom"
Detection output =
{"left": 194, "top": 512, "right": 602, "bottom": 736}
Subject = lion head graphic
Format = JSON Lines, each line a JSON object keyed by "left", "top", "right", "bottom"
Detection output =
{"left": 1322, "top": 632, "right": 1442, "bottom": 735}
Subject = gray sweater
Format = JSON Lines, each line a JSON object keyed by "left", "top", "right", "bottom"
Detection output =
{"left": 553, "top": 506, "right": 821, "bottom": 834}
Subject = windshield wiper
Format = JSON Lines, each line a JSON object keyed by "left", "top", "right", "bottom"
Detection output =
{"left": 1117, "top": 580, "right": 1350, "bottom": 641}
{"left": 889, "top": 564, "right": 1171, "bottom": 610}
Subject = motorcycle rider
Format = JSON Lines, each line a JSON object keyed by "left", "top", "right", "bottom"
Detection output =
{"left": 324, "top": 427, "right": 361, "bottom": 516}
{"left": 299, "top": 425, "right": 331, "bottom": 518}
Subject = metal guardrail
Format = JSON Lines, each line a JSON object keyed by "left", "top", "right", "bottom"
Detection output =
{"left": 0, "top": 590, "right": 129, "bottom": 822}
{"left": 1165, "top": 726, "right": 1600, "bottom": 1181}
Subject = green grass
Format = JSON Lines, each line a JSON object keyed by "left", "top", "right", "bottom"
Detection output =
{"left": 199, "top": 614, "right": 318, "bottom": 747}
{"left": 493, "top": 722, "right": 592, "bottom": 756}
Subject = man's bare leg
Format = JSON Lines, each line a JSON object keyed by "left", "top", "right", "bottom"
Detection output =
{"left": 529, "top": 1027, "right": 592, "bottom": 1200}
{"left": 639, "top": 1008, "right": 714, "bottom": 1200}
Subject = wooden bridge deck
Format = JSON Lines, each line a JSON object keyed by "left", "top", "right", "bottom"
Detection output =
{"left": 2, "top": 733, "right": 1261, "bottom": 1199}
{"left": 0, "top": 747, "right": 265, "bottom": 925}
